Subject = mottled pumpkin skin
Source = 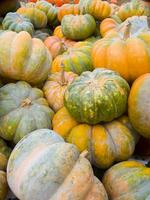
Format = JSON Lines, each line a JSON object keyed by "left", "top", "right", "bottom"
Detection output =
{"left": 0, "top": 81, "right": 54, "bottom": 144}
{"left": 35, "top": 1, "right": 59, "bottom": 26}
{"left": 61, "top": 14, "right": 96, "bottom": 40}
{"left": 65, "top": 68, "right": 130, "bottom": 124}
{"left": 92, "top": 30, "right": 150, "bottom": 83}
{"left": 0, "top": 0, "right": 20, "bottom": 17}
{"left": 2, "top": 12, "right": 34, "bottom": 36}
{"left": 117, "top": 0, "right": 150, "bottom": 21}
{"left": 128, "top": 74, "right": 150, "bottom": 139}
{"left": 53, "top": 25, "right": 64, "bottom": 38}
{"left": 103, "top": 160, "right": 150, "bottom": 200}
{"left": 0, "top": 138, "right": 11, "bottom": 171}
{"left": 58, "top": 4, "right": 81, "bottom": 22}
{"left": 0, "top": 171, "right": 8, "bottom": 200}
{"left": 43, "top": 71, "right": 78, "bottom": 111}
{"left": 7, "top": 129, "right": 108, "bottom": 200}
{"left": 51, "top": 41, "right": 93, "bottom": 74}
{"left": 0, "top": 31, "right": 51, "bottom": 85}
{"left": 79, "top": 0, "right": 111, "bottom": 20}
{"left": 17, "top": 7, "right": 47, "bottom": 28}
{"left": 47, "top": 0, "right": 79, "bottom": 7}
{"left": 33, "top": 28, "right": 51, "bottom": 41}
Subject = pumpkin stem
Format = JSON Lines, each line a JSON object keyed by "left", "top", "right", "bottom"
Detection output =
{"left": 80, "top": 150, "right": 89, "bottom": 158}
{"left": 21, "top": 98, "right": 32, "bottom": 107}
{"left": 123, "top": 22, "right": 132, "bottom": 40}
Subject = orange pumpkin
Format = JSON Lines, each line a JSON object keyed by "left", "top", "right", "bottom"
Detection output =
{"left": 47, "top": 0, "right": 79, "bottom": 7}
{"left": 100, "top": 18, "right": 118, "bottom": 37}
{"left": 43, "top": 71, "right": 78, "bottom": 112}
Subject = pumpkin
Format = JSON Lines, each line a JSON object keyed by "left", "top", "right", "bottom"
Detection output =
{"left": 103, "top": 160, "right": 150, "bottom": 199}
{"left": 35, "top": 1, "right": 59, "bottom": 26}
{"left": 17, "top": 7, "right": 47, "bottom": 28}
{"left": 2, "top": 12, "right": 34, "bottom": 36}
{"left": 128, "top": 73, "right": 150, "bottom": 139}
{"left": 61, "top": 14, "right": 96, "bottom": 40}
{"left": 0, "top": 31, "right": 51, "bottom": 85}
{"left": 65, "top": 68, "right": 130, "bottom": 124}
{"left": 43, "top": 71, "right": 78, "bottom": 111}
{"left": 0, "top": 0, "right": 20, "bottom": 17}
{"left": 46, "top": 0, "right": 79, "bottom": 7}
{"left": 0, "top": 81, "right": 54, "bottom": 144}
{"left": 0, "top": 138, "right": 11, "bottom": 170}
{"left": 44, "top": 36, "right": 67, "bottom": 59}
{"left": 92, "top": 22, "right": 150, "bottom": 83}
{"left": 7, "top": 129, "right": 108, "bottom": 200}
{"left": 79, "top": 0, "right": 111, "bottom": 21}
{"left": 33, "top": 28, "right": 51, "bottom": 41}
{"left": 117, "top": 0, "right": 150, "bottom": 21}
{"left": 53, "top": 25, "right": 64, "bottom": 38}
{"left": 51, "top": 41, "right": 93, "bottom": 74}
{"left": 58, "top": 4, "right": 81, "bottom": 22}
{"left": 0, "top": 171, "right": 8, "bottom": 200}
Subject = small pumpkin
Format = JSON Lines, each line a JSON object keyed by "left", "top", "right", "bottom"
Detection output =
{"left": 33, "top": 28, "right": 51, "bottom": 41}
{"left": 103, "top": 160, "right": 150, "bottom": 199}
{"left": 35, "top": 0, "right": 59, "bottom": 26}
{"left": 0, "top": 31, "right": 51, "bottom": 85}
{"left": 0, "top": 0, "right": 20, "bottom": 17}
{"left": 65, "top": 68, "right": 130, "bottom": 124}
{"left": 53, "top": 25, "right": 64, "bottom": 38}
{"left": 58, "top": 4, "right": 81, "bottom": 22}
{"left": 128, "top": 73, "right": 150, "bottom": 139}
{"left": 0, "top": 81, "right": 54, "bottom": 144}
{"left": 0, "top": 171, "right": 8, "bottom": 200}
{"left": 2, "top": 12, "right": 34, "bottom": 36}
{"left": 79, "top": 0, "right": 111, "bottom": 21}
{"left": 46, "top": 0, "right": 79, "bottom": 7}
{"left": 7, "top": 129, "right": 108, "bottom": 200}
{"left": 43, "top": 71, "right": 78, "bottom": 112}
{"left": 17, "top": 7, "right": 47, "bottom": 28}
{"left": 51, "top": 41, "right": 93, "bottom": 74}
{"left": 61, "top": 14, "right": 96, "bottom": 40}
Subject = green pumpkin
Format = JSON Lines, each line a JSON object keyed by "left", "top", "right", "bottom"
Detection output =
{"left": 35, "top": 0, "right": 59, "bottom": 27}
{"left": 0, "top": 0, "right": 20, "bottom": 17}
{"left": 0, "top": 81, "right": 54, "bottom": 144}
{"left": 2, "top": 12, "right": 34, "bottom": 36}
{"left": 61, "top": 14, "right": 96, "bottom": 41}
{"left": 33, "top": 28, "right": 52, "bottom": 41}
{"left": 65, "top": 68, "right": 130, "bottom": 124}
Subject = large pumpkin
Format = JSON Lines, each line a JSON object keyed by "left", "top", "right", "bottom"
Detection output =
{"left": 43, "top": 71, "right": 78, "bottom": 112}
{"left": 17, "top": 7, "right": 47, "bottom": 28}
{"left": 0, "top": 138, "right": 11, "bottom": 170}
{"left": 0, "top": 31, "right": 51, "bottom": 85}
{"left": 103, "top": 160, "right": 150, "bottom": 199}
{"left": 0, "top": 171, "right": 8, "bottom": 200}
{"left": 79, "top": 0, "right": 111, "bottom": 21}
{"left": 2, "top": 12, "right": 34, "bottom": 36}
{"left": 61, "top": 14, "right": 96, "bottom": 40}
{"left": 128, "top": 73, "right": 150, "bottom": 139}
{"left": 7, "top": 129, "right": 108, "bottom": 200}
{"left": 92, "top": 23, "right": 150, "bottom": 83}
{"left": 65, "top": 68, "right": 130, "bottom": 124}
{"left": 0, "top": 81, "right": 54, "bottom": 144}
{"left": 0, "top": 0, "right": 20, "bottom": 17}
{"left": 51, "top": 41, "right": 93, "bottom": 74}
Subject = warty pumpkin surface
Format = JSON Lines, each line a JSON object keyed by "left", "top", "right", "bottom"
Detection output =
{"left": 2, "top": 12, "right": 34, "bottom": 36}
{"left": 0, "top": 81, "right": 54, "bottom": 144}
{"left": 61, "top": 14, "right": 96, "bottom": 40}
{"left": 65, "top": 68, "right": 130, "bottom": 124}
{"left": 43, "top": 71, "right": 78, "bottom": 112}
{"left": 0, "top": 31, "right": 52, "bottom": 85}
{"left": 128, "top": 73, "right": 150, "bottom": 139}
{"left": 103, "top": 160, "right": 150, "bottom": 200}
{"left": 7, "top": 129, "right": 108, "bottom": 200}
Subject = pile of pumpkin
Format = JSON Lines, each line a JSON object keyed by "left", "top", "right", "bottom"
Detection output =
{"left": 0, "top": 0, "right": 150, "bottom": 199}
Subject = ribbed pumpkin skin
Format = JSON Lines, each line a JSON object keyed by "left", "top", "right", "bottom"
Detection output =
{"left": 0, "top": 171, "right": 8, "bottom": 200}
{"left": 65, "top": 68, "right": 130, "bottom": 124}
{"left": 103, "top": 160, "right": 150, "bottom": 200}
{"left": 33, "top": 28, "right": 51, "bottom": 41}
{"left": 128, "top": 74, "right": 150, "bottom": 139}
{"left": 0, "top": 0, "right": 20, "bottom": 17}
{"left": 43, "top": 71, "right": 78, "bottom": 111}
{"left": 58, "top": 4, "right": 81, "bottom": 22}
{"left": 117, "top": 0, "right": 150, "bottom": 21}
{"left": 53, "top": 25, "right": 64, "bottom": 38}
{"left": 61, "top": 14, "right": 96, "bottom": 40}
{"left": 92, "top": 31, "right": 150, "bottom": 83}
{"left": 79, "top": 0, "right": 111, "bottom": 20}
{"left": 100, "top": 18, "right": 118, "bottom": 37}
{"left": 0, "top": 31, "right": 51, "bottom": 85}
{"left": 35, "top": 1, "right": 59, "bottom": 26}
{"left": 7, "top": 129, "right": 108, "bottom": 200}
{"left": 0, "top": 81, "right": 54, "bottom": 144}
{"left": 2, "top": 12, "right": 34, "bottom": 36}
{"left": 0, "top": 138, "right": 11, "bottom": 170}
{"left": 17, "top": 7, "right": 47, "bottom": 28}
